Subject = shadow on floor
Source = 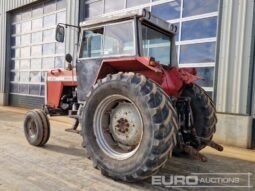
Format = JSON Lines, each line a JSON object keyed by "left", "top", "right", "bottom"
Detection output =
{"left": 41, "top": 143, "right": 255, "bottom": 191}
{"left": 43, "top": 144, "right": 87, "bottom": 158}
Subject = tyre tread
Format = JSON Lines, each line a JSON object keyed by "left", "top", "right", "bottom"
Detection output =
{"left": 82, "top": 72, "right": 179, "bottom": 182}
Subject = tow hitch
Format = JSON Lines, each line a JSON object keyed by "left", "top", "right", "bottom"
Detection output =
{"left": 174, "top": 97, "right": 223, "bottom": 162}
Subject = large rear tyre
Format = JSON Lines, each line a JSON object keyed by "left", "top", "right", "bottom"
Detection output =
{"left": 24, "top": 109, "right": 50, "bottom": 146}
{"left": 178, "top": 83, "right": 217, "bottom": 150}
{"left": 81, "top": 72, "right": 178, "bottom": 182}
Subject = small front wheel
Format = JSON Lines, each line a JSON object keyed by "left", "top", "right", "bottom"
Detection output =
{"left": 24, "top": 109, "right": 50, "bottom": 146}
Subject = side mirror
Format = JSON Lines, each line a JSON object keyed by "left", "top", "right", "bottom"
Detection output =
{"left": 65, "top": 53, "right": 73, "bottom": 70}
{"left": 55, "top": 25, "right": 65, "bottom": 42}
{"left": 65, "top": 53, "right": 73, "bottom": 63}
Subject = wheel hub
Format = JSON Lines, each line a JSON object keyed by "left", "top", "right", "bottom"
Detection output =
{"left": 110, "top": 103, "right": 142, "bottom": 146}
{"left": 116, "top": 118, "right": 129, "bottom": 133}
{"left": 93, "top": 95, "right": 143, "bottom": 160}
{"left": 28, "top": 120, "right": 37, "bottom": 138}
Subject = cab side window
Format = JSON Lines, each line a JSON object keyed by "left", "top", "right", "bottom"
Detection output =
{"left": 141, "top": 24, "right": 171, "bottom": 66}
{"left": 79, "top": 21, "right": 135, "bottom": 58}
{"left": 80, "top": 28, "right": 104, "bottom": 58}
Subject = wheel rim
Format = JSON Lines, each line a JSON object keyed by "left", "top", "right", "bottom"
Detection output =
{"left": 93, "top": 95, "right": 143, "bottom": 160}
{"left": 27, "top": 118, "right": 37, "bottom": 140}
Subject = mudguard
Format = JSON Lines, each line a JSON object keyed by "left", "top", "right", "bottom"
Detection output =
{"left": 94, "top": 56, "right": 200, "bottom": 97}
{"left": 162, "top": 67, "right": 201, "bottom": 97}
{"left": 95, "top": 57, "right": 163, "bottom": 84}
{"left": 76, "top": 56, "right": 201, "bottom": 102}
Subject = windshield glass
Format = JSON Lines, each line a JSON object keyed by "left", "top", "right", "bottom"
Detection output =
{"left": 80, "top": 21, "right": 135, "bottom": 58}
{"left": 141, "top": 24, "right": 171, "bottom": 66}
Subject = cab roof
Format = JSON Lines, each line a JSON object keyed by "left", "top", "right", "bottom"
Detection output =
{"left": 79, "top": 9, "right": 177, "bottom": 35}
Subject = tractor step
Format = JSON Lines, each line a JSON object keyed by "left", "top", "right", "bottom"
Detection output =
{"left": 68, "top": 115, "right": 79, "bottom": 119}
{"left": 65, "top": 118, "right": 80, "bottom": 134}
{"left": 65, "top": 128, "right": 81, "bottom": 134}
{"left": 68, "top": 110, "right": 78, "bottom": 116}
{"left": 68, "top": 110, "right": 79, "bottom": 119}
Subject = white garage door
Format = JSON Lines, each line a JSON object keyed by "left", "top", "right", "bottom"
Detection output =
{"left": 9, "top": 0, "right": 66, "bottom": 107}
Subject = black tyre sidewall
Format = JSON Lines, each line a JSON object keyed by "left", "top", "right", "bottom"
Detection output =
{"left": 34, "top": 109, "right": 50, "bottom": 146}
{"left": 181, "top": 84, "right": 216, "bottom": 149}
{"left": 82, "top": 80, "right": 154, "bottom": 175}
{"left": 24, "top": 111, "right": 44, "bottom": 146}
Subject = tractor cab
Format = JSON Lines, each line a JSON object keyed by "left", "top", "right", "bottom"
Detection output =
{"left": 77, "top": 9, "right": 178, "bottom": 66}
{"left": 56, "top": 9, "right": 181, "bottom": 102}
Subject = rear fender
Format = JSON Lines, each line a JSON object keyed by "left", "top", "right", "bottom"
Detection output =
{"left": 177, "top": 68, "right": 201, "bottom": 84}
{"left": 162, "top": 67, "right": 201, "bottom": 97}
{"left": 95, "top": 57, "right": 164, "bottom": 84}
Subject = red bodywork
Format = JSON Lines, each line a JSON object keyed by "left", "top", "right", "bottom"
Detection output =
{"left": 96, "top": 57, "right": 200, "bottom": 97}
{"left": 47, "top": 69, "right": 77, "bottom": 108}
{"left": 46, "top": 57, "right": 200, "bottom": 108}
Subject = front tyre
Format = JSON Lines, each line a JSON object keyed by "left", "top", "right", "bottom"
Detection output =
{"left": 24, "top": 109, "right": 50, "bottom": 146}
{"left": 81, "top": 72, "right": 178, "bottom": 182}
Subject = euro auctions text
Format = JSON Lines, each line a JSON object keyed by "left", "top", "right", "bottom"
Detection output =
{"left": 152, "top": 173, "right": 253, "bottom": 188}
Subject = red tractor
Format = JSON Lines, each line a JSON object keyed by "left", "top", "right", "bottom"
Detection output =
{"left": 24, "top": 9, "right": 223, "bottom": 182}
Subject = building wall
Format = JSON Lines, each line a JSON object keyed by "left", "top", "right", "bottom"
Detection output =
{"left": 214, "top": 0, "right": 255, "bottom": 148}
{"left": 214, "top": 113, "right": 252, "bottom": 148}
{"left": 0, "top": 0, "right": 79, "bottom": 107}
{"left": 216, "top": 0, "right": 254, "bottom": 115}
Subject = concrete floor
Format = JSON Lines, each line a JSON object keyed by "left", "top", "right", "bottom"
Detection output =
{"left": 0, "top": 106, "right": 254, "bottom": 191}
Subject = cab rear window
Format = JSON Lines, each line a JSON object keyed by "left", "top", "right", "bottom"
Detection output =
{"left": 141, "top": 24, "right": 171, "bottom": 66}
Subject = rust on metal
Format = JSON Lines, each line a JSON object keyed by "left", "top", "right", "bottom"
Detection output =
{"left": 184, "top": 145, "right": 208, "bottom": 162}
{"left": 116, "top": 118, "right": 130, "bottom": 133}
{"left": 207, "top": 140, "right": 224, "bottom": 152}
